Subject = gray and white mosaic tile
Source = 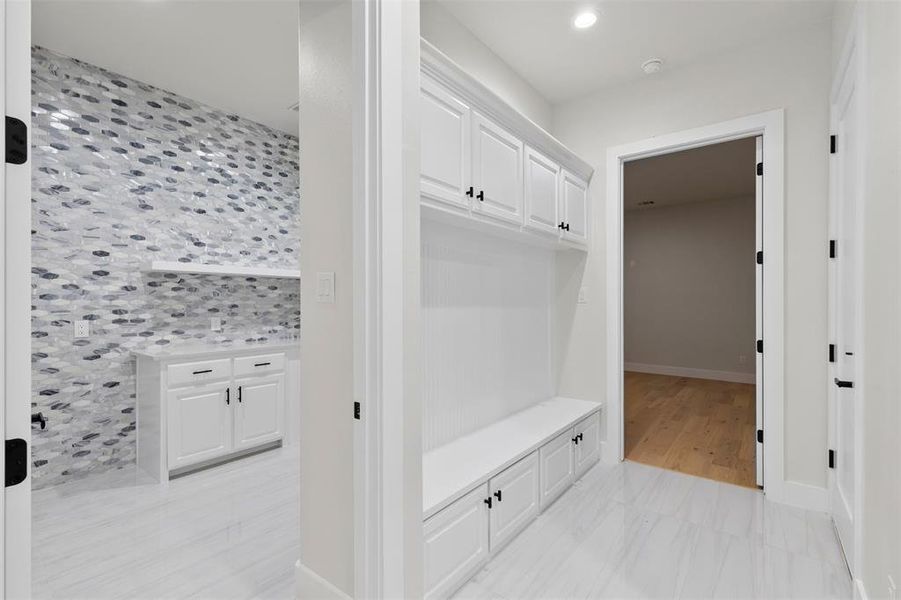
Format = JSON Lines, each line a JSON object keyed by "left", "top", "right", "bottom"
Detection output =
{"left": 31, "top": 46, "right": 300, "bottom": 489}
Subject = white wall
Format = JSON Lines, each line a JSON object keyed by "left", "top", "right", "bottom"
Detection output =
{"left": 552, "top": 25, "right": 833, "bottom": 489}
{"left": 420, "top": 1, "right": 553, "bottom": 130}
{"left": 624, "top": 197, "right": 756, "bottom": 379}
{"left": 421, "top": 219, "right": 555, "bottom": 451}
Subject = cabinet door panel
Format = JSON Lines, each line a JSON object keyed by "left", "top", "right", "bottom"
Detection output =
{"left": 167, "top": 383, "right": 231, "bottom": 470}
{"left": 574, "top": 412, "right": 601, "bottom": 477}
{"left": 234, "top": 373, "right": 284, "bottom": 451}
{"left": 424, "top": 484, "right": 490, "bottom": 600}
{"left": 421, "top": 77, "right": 471, "bottom": 210}
{"left": 524, "top": 146, "right": 560, "bottom": 235}
{"left": 560, "top": 170, "right": 589, "bottom": 245}
{"left": 472, "top": 112, "right": 523, "bottom": 225}
{"left": 488, "top": 452, "right": 540, "bottom": 553}
{"left": 539, "top": 429, "right": 574, "bottom": 510}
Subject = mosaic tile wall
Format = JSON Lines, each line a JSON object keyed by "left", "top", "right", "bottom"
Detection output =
{"left": 30, "top": 46, "right": 300, "bottom": 489}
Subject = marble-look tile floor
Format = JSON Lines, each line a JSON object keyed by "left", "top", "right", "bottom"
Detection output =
{"left": 32, "top": 447, "right": 298, "bottom": 599}
{"left": 455, "top": 460, "right": 852, "bottom": 600}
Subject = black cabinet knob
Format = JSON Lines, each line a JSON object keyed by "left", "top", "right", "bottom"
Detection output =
{"left": 477, "top": 190, "right": 484, "bottom": 202}
{"left": 484, "top": 497, "right": 493, "bottom": 509}
{"left": 466, "top": 186, "right": 474, "bottom": 198}
{"left": 226, "top": 387, "right": 231, "bottom": 405}
{"left": 494, "top": 490, "right": 502, "bottom": 502}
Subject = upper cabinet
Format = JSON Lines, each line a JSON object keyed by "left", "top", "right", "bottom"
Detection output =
{"left": 420, "top": 40, "right": 593, "bottom": 251}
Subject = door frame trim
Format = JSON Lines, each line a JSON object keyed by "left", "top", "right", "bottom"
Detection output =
{"left": 605, "top": 110, "right": 787, "bottom": 502}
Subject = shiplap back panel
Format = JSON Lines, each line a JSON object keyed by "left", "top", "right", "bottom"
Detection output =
{"left": 422, "top": 219, "right": 555, "bottom": 452}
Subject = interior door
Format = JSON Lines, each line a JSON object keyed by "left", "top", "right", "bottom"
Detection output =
{"left": 559, "top": 169, "right": 588, "bottom": 244}
{"left": 829, "top": 42, "right": 861, "bottom": 574}
{"left": 167, "top": 383, "right": 232, "bottom": 470}
{"left": 754, "top": 135, "right": 764, "bottom": 488}
{"left": 3, "top": 0, "right": 33, "bottom": 596}
{"left": 234, "top": 373, "right": 284, "bottom": 451}
{"left": 523, "top": 145, "right": 560, "bottom": 236}
{"left": 420, "top": 76, "right": 471, "bottom": 211}
{"left": 471, "top": 111, "right": 523, "bottom": 225}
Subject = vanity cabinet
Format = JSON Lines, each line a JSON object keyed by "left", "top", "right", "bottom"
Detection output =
{"left": 136, "top": 342, "right": 297, "bottom": 480}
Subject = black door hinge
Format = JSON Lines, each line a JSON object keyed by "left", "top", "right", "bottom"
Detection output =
{"left": 5, "top": 116, "right": 27, "bottom": 165}
{"left": 830, "top": 135, "right": 837, "bottom": 154}
{"left": 756, "top": 339, "right": 763, "bottom": 354}
{"left": 829, "top": 240, "right": 836, "bottom": 258}
{"left": 353, "top": 401, "right": 361, "bottom": 420}
{"left": 5, "top": 438, "right": 27, "bottom": 487}
{"left": 828, "top": 449, "right": 835, "bottom": 469}
{"left": 756, "top": 162, "right": 763, "bottom": 176}
{"left": 756, "top": 250, "right": 763, "bottom": 265}
{"left": 757, "top": 429, "right": 764, "bottom": 444}
{"left": 829, "top": 343, "right": 836, "bottom": 363}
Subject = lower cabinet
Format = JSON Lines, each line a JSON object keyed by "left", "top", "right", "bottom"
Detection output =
{"left": 424, "top": 484, "right": 490, "bottom": 600}
{"left": 539, "top": 429, "right": 575, "bottom": 510}
{"left": 234, "top": 373, "right": 285, "bottom": 451}
{"left": 167, "top": 383, "right": 232, "bottom": 471}
{"left": 574, "top": 412, "right": 601, "bottom": 477}
{"left": 488, "top": 452, "right": 540, "bottom": 553}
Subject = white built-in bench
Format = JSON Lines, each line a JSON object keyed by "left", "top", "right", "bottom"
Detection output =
{"left": 422, "top": 396, "right": 604, "bottom": 599}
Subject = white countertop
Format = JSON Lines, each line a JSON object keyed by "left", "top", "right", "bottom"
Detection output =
{"left": 133, "top": 337, "right": 300, "bottom": 361}
{"left": 422, "top": 396, "right": 603, "bottom": 518}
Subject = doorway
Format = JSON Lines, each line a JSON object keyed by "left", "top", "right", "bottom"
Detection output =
{"left": 621, "top": 138, "right": 759, "bottom": 488}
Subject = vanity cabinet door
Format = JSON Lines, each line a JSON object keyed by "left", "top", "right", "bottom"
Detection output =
{"left": 488, "top": 452, "right": 540, "bottom": 553}
{"left": 539, "top": 429, "right": 575, "bottom": 510}
{"left": 167, "top": 383, "right": 232, "bottom": 471}
{"left": 574, "top": 412, "right": 601, "bottom": 477}
{"left": 471, "top": 112, "right": 524, "bottom": 225}
{"left": 421, "top": 76, "right": 472, "bottom": 210}
{"left": 524, "top": 146, "right": 561, "bottom": 236}
{"left": 233, "top": 373, "right": 285, "bottom": 451}
{"left": 560, "top": 169, "right": 589, "bottom": 246}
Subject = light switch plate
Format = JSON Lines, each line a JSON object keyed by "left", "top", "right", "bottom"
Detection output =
{"left": 316, "top": 272, "right": 335, "bottom": 303}
{"left": 74, "top": 320, "right": 90, "bottom": 338}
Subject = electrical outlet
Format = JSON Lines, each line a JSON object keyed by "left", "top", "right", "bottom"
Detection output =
{"left": 210, "top": 317, "right": 222, "bottom": 332}
{"left": 74, "top": 320, "right": 90, "bottom": 338}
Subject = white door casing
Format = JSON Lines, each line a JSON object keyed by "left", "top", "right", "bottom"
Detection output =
{"left": 538, "top": 429, "right": 574, "bottom": 510}
{"left": 488, "top": 452, "right": 539, "bottom": 553}
{"left": 167, "top": 383, "right": 232, "bottom": 470}
{"left": 234, "top": 373, "right": 284, "bottom": 450}
{"left": 524, "top": 145, "right": 560, "bottom": 236}
{"left": 423, "top": 484, "right": 489, "bottom": 600}
{"left": 420, "top": 76, "right": 471, "bottom": 211}
{"left": 829, "top": 20, "right": 863, "bottom": 574}
{"left": 471, "top": 111, "right": 523, "bottom": 225}
{"left": 755, "top": 135, "right": 764, "bottom": 488}
{"left": 3, "top": 0, "right": 33, "bottom": 596}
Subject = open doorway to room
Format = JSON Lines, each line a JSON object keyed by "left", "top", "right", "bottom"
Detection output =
{"left": 622, "top": 137, "right": 761, "bottom": 489}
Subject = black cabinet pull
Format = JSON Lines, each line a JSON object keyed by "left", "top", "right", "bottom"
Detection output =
{"left": 226, "top": 387, "right": 230, "bottom": 405}
{"left": 834, "top": 378, "right": 854, "bottom": 389}
{"left": 254, "top": 362, "right": 271, "bottom": 367}
{"left": 238, "top": 385, "right": 243, "bottom": 403}
{"left": 31, "top": 412, "right": 47, "bottom": 430}
{"left": 477, "top": 190, "right": 484, "bottom": 202}
{"left": 494, "top": 490, "right": 502, "bottom": 502}
{"left": 564, "top": 223, "right": 571, "bottom": 232}
{"left": 466, "top": 186, "right": 474, "bottom": 197}
{"left": 578, "top": 433, "right": 584, "bottom": 442}
{"left": 559, "top": 221, "right": 565, "bottom": 229}
{"left": 484, "top": 497, "right": 492, "bottom": 509}
{"left": 572, "top": 436, "right": 579, "bottom": 444}
{"left": 193, "top": 369, "right": 213, "bottom": 375}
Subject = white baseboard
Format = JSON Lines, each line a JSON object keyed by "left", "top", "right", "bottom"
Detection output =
{"left": 773, "top": 480, "right": 829, "bottom": 512}
{"left": 624, "top": 362, "right": 756, "bottom": 384}
{"left": 295, "top": 560, "right": 352, "bottom": 600}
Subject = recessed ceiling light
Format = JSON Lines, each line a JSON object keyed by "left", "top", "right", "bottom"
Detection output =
{"left": 641, "top": 58, "right": 664, "bottom": 74}
{"left": 572, "top": 9, "right": 599, "bottom": 30}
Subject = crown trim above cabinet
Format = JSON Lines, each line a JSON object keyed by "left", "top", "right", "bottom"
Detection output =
{"left": 421, "top": 40, "right": 594, "bottom": 251}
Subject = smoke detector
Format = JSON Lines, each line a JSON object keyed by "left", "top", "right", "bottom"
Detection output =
{"left": 641, "top": 58, "right": 664, "bottom": 74}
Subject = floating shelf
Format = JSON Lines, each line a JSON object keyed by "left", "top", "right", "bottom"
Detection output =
{"left": 142, "top": 261, "right": 301, "bottom": 279}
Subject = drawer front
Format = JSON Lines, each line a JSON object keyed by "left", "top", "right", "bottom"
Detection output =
{"left": 167, "top": 358, "right": 232, "bottom": 388}
{"left": 234, "top": 353, "right": 286, "bottom": 377}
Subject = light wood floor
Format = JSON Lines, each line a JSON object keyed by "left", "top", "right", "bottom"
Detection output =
{"left": 624, "top": 371, "right": 757, "bottom": 488}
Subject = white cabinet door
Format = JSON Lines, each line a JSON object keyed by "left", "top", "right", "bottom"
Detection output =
{"left": 560, "top": 169, "right": 589, "bottom": 245}
{"left": 488, "top": 452, "right": 540, "bottom": 553}
{"left": 471, "top": 112, "right": 523, "bottom": 225}
{"left": 424, "top": 484, "right": 490, "bottom": 600}
{"left": 421, "top": 76, "right": 471, "bottom": 211}
{"left": 524, "top": 146, "right": 560, "bottom": 236}
{"left": 574, "top": 412, "right": 601, "bottom": 477}
{"left": 167, "top": 383, "right": 231, "bottom": 470}
{"left": 539, "top": 429, "right": 574, "bottom": 510}
{"left": 234, "top": 373, "right": 284, "bottom": 451}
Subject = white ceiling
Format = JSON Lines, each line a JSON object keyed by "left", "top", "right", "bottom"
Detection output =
{"left": 624, "top": 137, "right": 757, "bottom": 211}
{"left": 33, "top": 0, "right": 299, "bottom": 134}
{"left": 436, "top": 0, "right": 834, "bottom": 104}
